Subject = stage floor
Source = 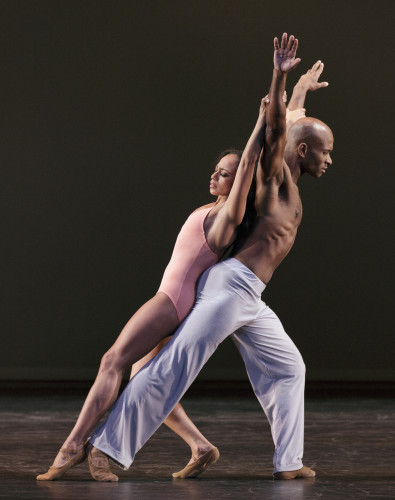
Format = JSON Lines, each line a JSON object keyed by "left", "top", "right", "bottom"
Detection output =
{"left": 1, "top": 388, "right": 395, "bottom": 499}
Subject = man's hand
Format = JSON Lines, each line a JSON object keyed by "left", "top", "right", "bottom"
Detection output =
{"left": 295, "top": 60, "right": 328, "bottom": 92}
{"left": 273, "top": 33, "right": 301, "bottom": 73}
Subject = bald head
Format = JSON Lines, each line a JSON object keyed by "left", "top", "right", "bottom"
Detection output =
{"left": 287, "top": 117, "right": 333, "bottom": 149}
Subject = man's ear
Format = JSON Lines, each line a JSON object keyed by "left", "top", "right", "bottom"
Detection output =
{"left": 297, "top": 142, "right": 308, "bottom": 158}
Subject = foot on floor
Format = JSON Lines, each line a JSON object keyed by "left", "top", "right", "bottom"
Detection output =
{"left": 273, "top": 465, "right": 316, "bottom": 480}
{"left": 172, "top": 447, "right": 220, "bottom": 479}
{"left": 87, "top": 443, "right": 119, "bottom": 482}
{"left": 36, "top": 446, "right": 86, "bottom": 481}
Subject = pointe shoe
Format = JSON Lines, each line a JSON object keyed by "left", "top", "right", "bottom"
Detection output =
{"left": 87, "top": 443, "right": 119, "bottom": 482}
{"left": 172, "top": 447, "right": 220, "bottom": 479}
{"left": 273, "top": 466, "right": 316, "bottom": 480}
{"left": 36, "top": 446, "right": 86, "bottom": 481}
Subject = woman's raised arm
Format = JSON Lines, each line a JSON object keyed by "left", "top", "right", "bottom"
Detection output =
{"left": 206, "top": 97, "right": 268, "bottom": 250}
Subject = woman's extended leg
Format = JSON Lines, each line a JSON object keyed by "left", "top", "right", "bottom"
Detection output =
{"left": 40, "top": 292, "right": 178, "bottom": 475}
{"left": 130, "top": 341, "right": 219, "bottom": 478}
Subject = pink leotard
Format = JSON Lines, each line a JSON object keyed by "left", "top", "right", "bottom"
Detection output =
{"left": 158, "top": 206, "right": 218, "bottom": 321}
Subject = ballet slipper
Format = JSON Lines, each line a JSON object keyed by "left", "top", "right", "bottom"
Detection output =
{"left": 172, "top": 447, "right": 220, "bottom": 479}
{"left": 273, "top": 465, "right": 316, "bottom": 480}
{"left": 36, "top": 445, "right": 86, "bottom": 481}
{"left": 87, "top": 443, "right": 119, "bottom": 482}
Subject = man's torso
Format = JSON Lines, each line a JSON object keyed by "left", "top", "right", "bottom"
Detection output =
{"left": 234, "top": 163, "right": 302, "bottom": 284}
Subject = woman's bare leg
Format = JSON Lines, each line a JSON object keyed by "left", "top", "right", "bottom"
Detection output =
{"left": 51, "top": 292, "right": 178, "bottom": 469}
{"left": 130, "top": 339, "right": 218, "bottom": 474}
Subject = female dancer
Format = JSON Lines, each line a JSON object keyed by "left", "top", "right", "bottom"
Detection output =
{"left": 37, "top": 96, "right": 269, "bottom": 482}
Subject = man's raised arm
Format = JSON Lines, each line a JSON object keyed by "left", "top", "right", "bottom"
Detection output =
{"left": 260, "top": 33, "right": 300, "bottom": 183}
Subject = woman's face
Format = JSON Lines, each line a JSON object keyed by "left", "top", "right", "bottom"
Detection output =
{"left": 209, "top": 154, "right": 239, "bottom": 197}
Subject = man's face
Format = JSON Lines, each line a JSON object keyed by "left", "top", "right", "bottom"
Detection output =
{"left": 304, "top": 130, "right": 334, "bottom": 178}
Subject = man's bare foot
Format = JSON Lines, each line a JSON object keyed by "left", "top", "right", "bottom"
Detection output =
{"left": 172, "top": 446, "right": 220, "bottom": 478}
{"left": 273, "top": 466, "right": 316, "bottom": 480}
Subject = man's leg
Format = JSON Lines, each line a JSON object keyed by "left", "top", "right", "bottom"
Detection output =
{"left": 130, "top": 339, "right": 218, "bottom": 477}
{"left": 90, "top": 259, "right": 265, "bottom": 469}
{"left": 231, "top": 302, "right": 312, "bottom": 476}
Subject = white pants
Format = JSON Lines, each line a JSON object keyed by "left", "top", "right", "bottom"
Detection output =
{"left": 90, "top": 258, "right": 305, "bottom": 473}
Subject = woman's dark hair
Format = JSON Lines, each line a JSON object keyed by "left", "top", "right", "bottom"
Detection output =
{"left": 215, "top": 149, "right": 257, "bottom": 255}
{"left": 216, "top": 148, "right": 243, "bottom": 165}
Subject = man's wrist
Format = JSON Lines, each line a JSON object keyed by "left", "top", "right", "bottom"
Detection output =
{"left": 273, "top": 68, "right": 287, "bottom": 81}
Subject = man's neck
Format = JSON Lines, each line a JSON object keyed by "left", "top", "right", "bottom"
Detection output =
{"left": 286, "top": 159, "right": 303, "bottom": 184}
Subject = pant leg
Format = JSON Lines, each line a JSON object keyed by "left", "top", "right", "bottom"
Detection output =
{"left": 231, "top": 302, "right": 305, "bottom": 473}
{"left": 90, "top": 259, "right": 264, "bottom": 468}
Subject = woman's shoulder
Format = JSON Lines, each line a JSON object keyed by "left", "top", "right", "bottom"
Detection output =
{"left": 193, "top": 202, "right": 217, "bottom": 213}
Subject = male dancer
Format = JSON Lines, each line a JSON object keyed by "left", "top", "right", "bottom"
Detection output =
{"left": 89, "top": 33, "right": 334, "bottom": 480}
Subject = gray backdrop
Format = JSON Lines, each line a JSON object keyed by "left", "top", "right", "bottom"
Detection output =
{"left": 1, "top": 0, "right": 394, "bottom": 382}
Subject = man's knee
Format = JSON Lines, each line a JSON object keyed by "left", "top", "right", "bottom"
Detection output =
{"left": 293, "top": 353, "right": 306, "bottom": 380}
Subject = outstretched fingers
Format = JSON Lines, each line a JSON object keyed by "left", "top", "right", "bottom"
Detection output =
{"left": 296, "top": 59, "right": 329, "bottom": 91}
{"left": 274, "top": 32, "right": 288, "bottom": 50}
{"left": 277, "top": 33, "right": 298, "bottom": 53}
{"left": 286, "top": 34, "right": 295, "bottom": 50}
{"left": 313, "top": 60, "right": 323, "bottom": 71}
{"left": 288, "top": 36, "right": 299, "bottom": 68}
{"left": 312, "top": 60, "right": 325, "bottom": 80}
{"left": 313, "top": 60, "right": 329, "bottom": 87}
{"left": 291, "top": 37, "right": 298, "bottom": 56}
{"left": 273, "top": 32, "right": 301, "bottom": 72}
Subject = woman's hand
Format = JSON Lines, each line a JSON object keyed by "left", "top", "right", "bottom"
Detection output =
{"left": 295, "top": 60, "right": 329, "bottom": 91}
{"left": 259, "top": 91, "right": 286, "bottom": 116}
{"left": 259, "top": 95, "right": 270, "bottom": 116}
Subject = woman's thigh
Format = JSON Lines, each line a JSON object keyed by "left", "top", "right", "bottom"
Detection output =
{"left": 109, "top": 292, "right": 178, "bottom": 369}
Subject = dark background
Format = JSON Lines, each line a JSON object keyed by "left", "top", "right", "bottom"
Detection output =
{"left": 0, "top": 0, "right": 393, "bottom": 382}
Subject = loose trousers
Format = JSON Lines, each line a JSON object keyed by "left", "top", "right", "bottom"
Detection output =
{"left": 91, "top": 258, "right": 306, "bottom": 473}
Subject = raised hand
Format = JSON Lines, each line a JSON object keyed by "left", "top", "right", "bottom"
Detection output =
{"left": 259, "top": 91, "right": 287, "bottom": 115}
{"left": 287, "top": 59, "right": 328, "bottom": 111}
{"left": 258, "top": 91, "right": 287, "bottom": 120}
{"left": 259, "top": 95, "right": 270, "bottom": 116}
{"left": 273, "top": 33, "right": 301, "bottom": 73}
{"left": 295, "top": 60, "right": 329, "bottom": 91}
